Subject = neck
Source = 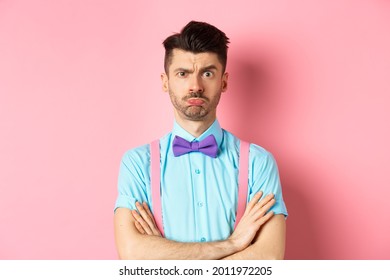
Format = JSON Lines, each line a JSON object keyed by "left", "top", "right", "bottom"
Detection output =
{"left": 174, "top": 114, "right": 216, "bottom": 138}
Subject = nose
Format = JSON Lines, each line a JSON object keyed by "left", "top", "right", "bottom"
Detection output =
{"left": 189, "top": 75, "right": 204, "bottom": 93}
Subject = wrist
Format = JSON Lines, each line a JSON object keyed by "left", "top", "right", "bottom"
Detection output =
{"left": 225, "top": 236, "right": 242, "bottom": 253}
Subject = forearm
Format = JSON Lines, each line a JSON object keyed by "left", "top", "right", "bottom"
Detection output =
{"left": 222, "top": 214, "right": 286, "bottom": 260}
{"left": 120, "top": 234, "right": 238, "bottom": 260}
{"left": 221, "top": 244, "right": 258, "bottom": 260}
{"left": 221, "top": 244, "right": 283, "bottom": 260}
{"left": 115, "top": 207, "right": 240, "bottom": 260}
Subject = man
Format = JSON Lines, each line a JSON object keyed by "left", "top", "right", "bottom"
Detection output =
{"left": 114, "top": 21, "right": 287, "bottom": 259}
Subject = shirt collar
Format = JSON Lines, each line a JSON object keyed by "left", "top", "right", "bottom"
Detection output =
{"left": 172, "top": 119, "right": 223, "bottom": 148}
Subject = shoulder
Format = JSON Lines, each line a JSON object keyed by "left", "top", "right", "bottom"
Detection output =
{"left": 249, "top": 143, "right": 274, "bottom": 160}
{"left": 120, "top": 133, "right": 171, "bottom": 167}
{"left": 249, "top": 143, "right": 279, "bottom": 175}
{"left": 121, "top": 143, "right": 150, "bottom": 166}
{"left": 222, "top": 129, "right": 275, "bottom": 161}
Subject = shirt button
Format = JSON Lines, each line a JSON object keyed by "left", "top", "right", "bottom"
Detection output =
{"left": 200, "top": 237, "right": 206, "bottom": 242}
{"left": 195, "top": 169, "right": 201, "bottom": 174}
{"left": 198, "top": 202, "right": 204, "bottom": 207}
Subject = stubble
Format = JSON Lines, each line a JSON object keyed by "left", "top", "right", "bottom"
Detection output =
{"left": 168, "top": 90, "right": 221, "bottom": 121}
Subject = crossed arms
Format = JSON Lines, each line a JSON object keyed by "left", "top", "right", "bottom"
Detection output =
{"left": 114, "top": 191, "right": 286, "bottom": 259}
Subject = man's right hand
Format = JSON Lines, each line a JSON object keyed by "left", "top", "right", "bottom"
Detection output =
{"left": 132, "top": 201, "right": 162, "bottom": 237}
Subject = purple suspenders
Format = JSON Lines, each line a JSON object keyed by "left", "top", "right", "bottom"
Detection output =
{"left": 150, "top": 139, "right": 250, "bottom": 237}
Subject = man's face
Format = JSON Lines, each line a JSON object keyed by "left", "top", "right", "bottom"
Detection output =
{"left": 161, "top": 49, "right": 228, "bottom": 122}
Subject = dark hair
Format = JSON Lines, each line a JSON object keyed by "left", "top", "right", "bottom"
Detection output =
{"left": 163, "top": 21, "right": 230, "bottom": 73}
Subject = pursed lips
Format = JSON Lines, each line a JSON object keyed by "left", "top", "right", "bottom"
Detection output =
{"left": 187, "top": 98, "right": 205, "bottom": 105}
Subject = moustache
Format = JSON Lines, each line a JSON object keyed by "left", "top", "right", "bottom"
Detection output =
{"left": 184, "top": 91, "right": 208, "bottom": 100}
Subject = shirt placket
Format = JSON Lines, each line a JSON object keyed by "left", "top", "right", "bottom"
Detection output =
{"left": 189, "top": 151, "right": 208, "bottom": 242}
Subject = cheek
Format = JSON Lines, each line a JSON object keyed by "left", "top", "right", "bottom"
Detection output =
{"left": 170, "top": 81, "right": 190, "bottom": 95}
{"left": 209, "top": 81, "right": 223, "bottom": 92}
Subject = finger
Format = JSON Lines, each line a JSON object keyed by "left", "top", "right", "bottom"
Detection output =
{"left": 245, "top": 191, "right": 263, "bottom": 214}
{"left": 252, "top": 198, "right": 276, "bottom": 219}
{"left": 132, "top": 210, "right": 153, "bottom": 235}
{"left": 246, "top": 192, "right": 272, "bottom": 216}
{"left": 142, "top": 202, "right": 161, "bottom": 236}
{"left": 136, "top": 202, "right": 157, "bottom": 232}
{"left": 256, "top": 210, "right": 275, "bottom": 226}
{"left": 260, "top": 193, "right": 274, "bottom": 204}
{"left": 255, "top": 193, "right": 275, "bottom": 209}
{"left": 134, "top": 221, "right": 146, "bottom": 234}
{"left": 136, "top": 202, "right": 153, "bottom": 223}
{"left": 131, "top": 209, "right": 153, "bottom": 235}
{"left": 143, "top": 202, "right": 157, "bottom": 227}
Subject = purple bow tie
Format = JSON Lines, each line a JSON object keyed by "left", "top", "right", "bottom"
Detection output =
{"left": 172, "top": 135, "right": 218, "bottom": 158}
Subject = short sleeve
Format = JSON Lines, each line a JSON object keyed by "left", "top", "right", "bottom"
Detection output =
{"left": 248, "top": 145, "right": 288, "bottom": 217}
{"left": 114, "top": 145, "right": 151, "bottom": 212}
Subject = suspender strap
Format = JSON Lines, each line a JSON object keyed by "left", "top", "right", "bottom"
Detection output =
{"left": 150, "top": 139, "right": 164, "bottom": 236}
{"left": 234, "top": 140, "right": 250, "bottom": 229}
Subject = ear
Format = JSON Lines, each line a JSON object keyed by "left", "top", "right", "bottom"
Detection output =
{"left": 161, "top": 73, "right": 169, "bottom": 92}
{"left": 221, "top": 72, "right": 229, "bottom": 92}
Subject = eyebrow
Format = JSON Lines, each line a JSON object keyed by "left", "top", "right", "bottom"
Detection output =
{"left": 173, "top": 65, "right": 219, "bottom": 73}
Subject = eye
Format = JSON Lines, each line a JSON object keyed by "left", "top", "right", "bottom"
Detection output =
{"left": 177, "top": 71, "right": 186, "bottom": 77}
{"left": 203, "top": 71, "right": 213, "bottom": 78}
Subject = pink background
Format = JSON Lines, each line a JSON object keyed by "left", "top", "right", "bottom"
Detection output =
{"left": 1, "top": 0, "right": 389, "bottom": 259}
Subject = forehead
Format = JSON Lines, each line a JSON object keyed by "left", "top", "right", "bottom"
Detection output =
{"left": 169, "top": 49, "right": 222, "bottom": 70}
